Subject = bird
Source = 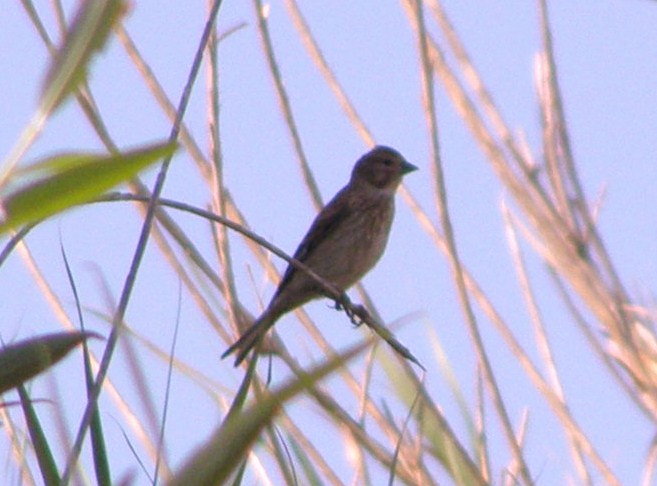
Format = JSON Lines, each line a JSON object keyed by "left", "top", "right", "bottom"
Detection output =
{"left": 222, "top": 145, "right": 417, "bottom": 366}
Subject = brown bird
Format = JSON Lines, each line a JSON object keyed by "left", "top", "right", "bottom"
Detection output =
{"left": 222, "top": 146, "right": 417, "bottom": 366}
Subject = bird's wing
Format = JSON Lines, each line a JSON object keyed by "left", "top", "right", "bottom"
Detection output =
{"left": 274, "top": 187, "right": 352, "bottom": 295}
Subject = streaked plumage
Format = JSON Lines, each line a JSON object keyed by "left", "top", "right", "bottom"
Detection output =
{"left": 222, "top": 146, "right": 417, "bottom": 366}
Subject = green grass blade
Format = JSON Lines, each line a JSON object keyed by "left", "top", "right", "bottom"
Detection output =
{"left": 61, "top": 243, "right": 112, "bottom": 486}
{"left": 287, "top": 434, "right": 324, "bottom": 486}
{"left": 18, "top": 385, "right": 60, "bottom": 486}
{"left": 380, "top": 358, "right": 487, "bottom": 485}
{"left": 85, "top": 342, "right": 111, "bottom": 486}
{"left": 169, "top": 337, "right": 373, "bottom": 486}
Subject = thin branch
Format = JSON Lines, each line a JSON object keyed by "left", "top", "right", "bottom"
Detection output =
{"left": 97, "top": 193, "right": 424, "bottom": 369}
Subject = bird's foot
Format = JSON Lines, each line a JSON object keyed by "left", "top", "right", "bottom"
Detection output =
{"left": 333, "top": 292, "right": 351, "bottom": 311}
{"left": 333, "top": 293, "right": 370, "bottom": 327}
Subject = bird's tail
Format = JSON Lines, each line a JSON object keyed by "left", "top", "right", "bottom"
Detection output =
{"left": 221, "top": 312, "right": 277, "bottom": 366}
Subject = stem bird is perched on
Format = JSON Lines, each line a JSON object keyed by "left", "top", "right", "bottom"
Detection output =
{"left": 222, "top": 146, "right": 418, "bottom": 366}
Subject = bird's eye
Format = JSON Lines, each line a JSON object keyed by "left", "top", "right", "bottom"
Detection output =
{"left": 381, "top": 159, "right": 393, "bottom": 167}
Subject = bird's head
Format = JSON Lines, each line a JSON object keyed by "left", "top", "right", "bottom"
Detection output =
{"left": 351, "top": 146, "right": 418, "bottom": 192}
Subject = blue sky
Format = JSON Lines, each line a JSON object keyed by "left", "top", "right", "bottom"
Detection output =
{"left": 2, "top": 1, "right": 657, "bottom": 484}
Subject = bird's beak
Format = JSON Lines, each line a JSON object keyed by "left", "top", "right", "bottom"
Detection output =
{"left": 400, "top": 160, "right": 419, "bottom": 175}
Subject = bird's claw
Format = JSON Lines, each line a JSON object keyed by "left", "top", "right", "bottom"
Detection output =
{"left": 332, "top": 293, "right": 350, "bottom": 311}
{"left": 331, "top": 293, "right": 367, "bottom": 326}
{"left": 349, "top": 304, "right": 370, "bottom": 327}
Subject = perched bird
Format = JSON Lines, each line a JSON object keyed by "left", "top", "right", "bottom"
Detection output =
{"left": 222, "top": 146, "right": 417, "bottom": 366}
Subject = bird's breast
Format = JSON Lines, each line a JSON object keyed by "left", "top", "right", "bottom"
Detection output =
{"left": 307, "top": 198, "right": 394, "bottom": 290}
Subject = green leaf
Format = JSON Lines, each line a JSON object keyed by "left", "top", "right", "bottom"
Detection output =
{"left": 40, "top": 0, "right": 127, "bottom": 114}
{"left": 0, "top": 141, "right": 176, "bottom": 233}
{"left": 0, "top": 331, "right": 100, "bottom": 394}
